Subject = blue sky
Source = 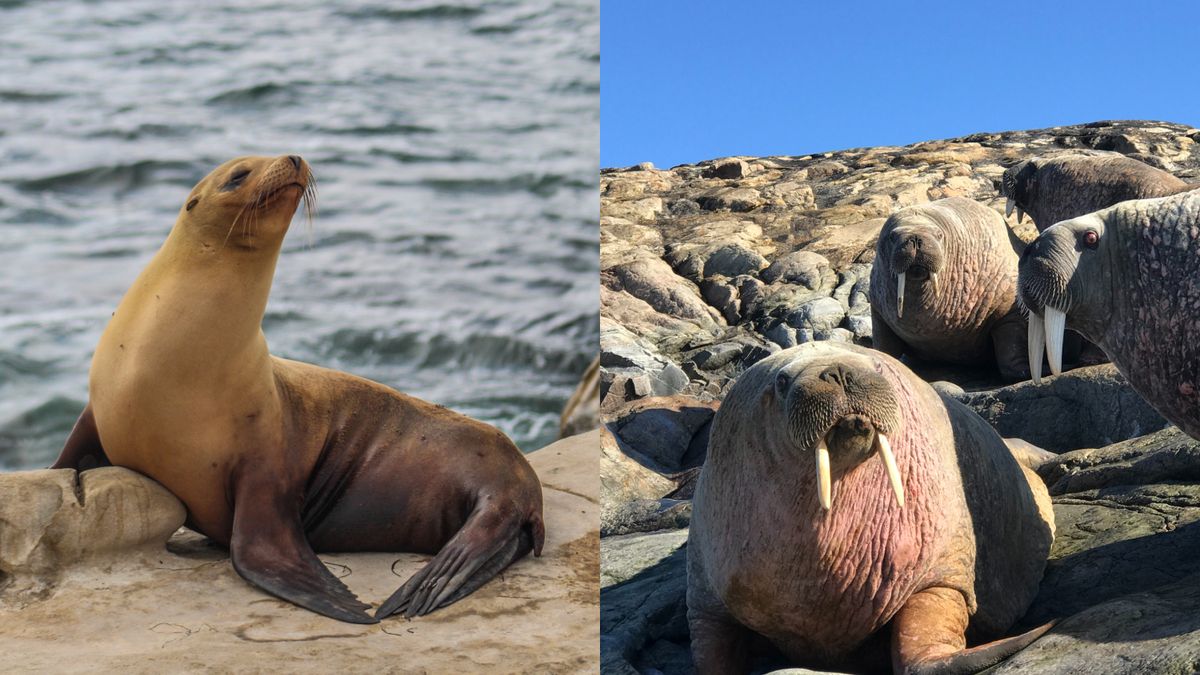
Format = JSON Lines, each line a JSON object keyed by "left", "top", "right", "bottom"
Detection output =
{"left": 602, "top": 2, "right": 1200, "bottom": 168}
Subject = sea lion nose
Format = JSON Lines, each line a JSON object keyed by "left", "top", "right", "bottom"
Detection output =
{"left": 288, "top": 155, "right": 302, "bottom": 170}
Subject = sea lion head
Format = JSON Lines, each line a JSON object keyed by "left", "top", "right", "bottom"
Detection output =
{"left": 179, "top": 154, "right": 315, "bottom": 250}
{"left": 1000, "top": 159, "right": 1039, "bottom": 224}
{"left": 1017, "top": 210, "right": 1113, "bottom": 381}
{"left": 769, "top": 344, "right": 905, "bottom": 511}
{"left": 878, "top": 210, "right": 946, "bottom": 318}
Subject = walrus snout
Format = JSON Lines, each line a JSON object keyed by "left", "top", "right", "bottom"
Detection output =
{"left": 888, "top": 230, "right": 943, "bottom": 318}
{"left": 788, "top": 362, "right": 904, "bottom": 511}
{"left": 1018, "top": 224, "right": 1081, "bottom": 382}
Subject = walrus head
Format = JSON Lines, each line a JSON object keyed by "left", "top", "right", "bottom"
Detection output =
{"left": 772, "top": 350, "right": 905, "bottom": 511}
{"left": 1000, "top": 159, "right": 1038, "bottom": 224}
{"left": 1017, "top": 212, "right": 1113, "bottom": 383}
{"left": 179, "top": 154, "right": 316, "bottom": 250}
{"left": 881, "top": 217, "right": 944, "bottom": 318}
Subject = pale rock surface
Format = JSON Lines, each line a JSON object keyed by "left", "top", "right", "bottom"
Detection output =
{"left": 0, "top": 431, "right": 600, "bottom": 674}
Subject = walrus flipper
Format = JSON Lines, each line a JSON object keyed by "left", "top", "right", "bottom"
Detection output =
{"left": 892, "top": 587, "right": 1053, "bottom": 675}
{"left": 375, "top": 501, "right": 533, "bottom": 620}
{"left": 49, "top": 402, "right": 111, "bottom": 471}
{"left": 230, "top": 478, "right": 377, "bottom": 624}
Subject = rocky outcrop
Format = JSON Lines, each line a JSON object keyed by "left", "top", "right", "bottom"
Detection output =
{"left": 0, "top": 467, "right": 185, "bottom": 596}
{"left": 600, "top": 121, "right": 1200, "bottom": 674}
{"left": 0, "top": 433, "right": 600, "bottom": 672}
{"left": 601, "top": 120, "right": 1200, "bottom": 401}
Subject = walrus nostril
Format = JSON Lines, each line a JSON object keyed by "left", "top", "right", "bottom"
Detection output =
{"left": 819, "top": 365, "right": 853, "bottom": 388}
{"left": 288, "top": 155, "right": 302, "bottom": 170}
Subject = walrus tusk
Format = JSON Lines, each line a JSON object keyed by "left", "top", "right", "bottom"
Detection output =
{"left": 929, "top": 271, "right": 939, "bottom": 297}
{"left": 1028, "top": 314, "right": 1045, "bottom": 385}
{"left": 816, "top": 437, "right": 832, "bottom": 511}
{"left": 897, "top": 272, "right": 906, "bottom": 318}
{"left": 1016, "top": 207, "right": 1025, "bottom": 224}
{"left": 1044, "top": 306, "right": 1066, "bottom": 376}
{"left": 1005, "top": 198, "right": 1015, "bottom": 218}
{"left": 876, "top": 433, "right": 904, "bottom": 508}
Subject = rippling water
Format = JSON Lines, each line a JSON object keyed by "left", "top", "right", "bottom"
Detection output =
{"left": 0, "top": 0, "right": 599, "bottom": 469}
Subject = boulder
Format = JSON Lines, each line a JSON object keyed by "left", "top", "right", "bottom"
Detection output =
{"left": 955, "top": 365, "right": 1167, "bottom": 452}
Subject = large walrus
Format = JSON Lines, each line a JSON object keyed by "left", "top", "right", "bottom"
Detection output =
{"left": 869, "top": 197, "right": 1030, "bottom": 381}
{"left": 1000, "top": 152, "right": 1189, "bottom": 232}
{"left": 687, "top": 342, "right": 1055, "bottom": 674}
{"left": 51, "top": 155, "right": 545, "bottom": 624}
{"left": 1019, "top": 189, "right": 1200, "bottom": 439}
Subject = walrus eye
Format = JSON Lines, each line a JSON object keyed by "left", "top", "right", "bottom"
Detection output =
{"left": 1083, "top": 230, "right": 1099, "bottom": 249}
{"left": 222, "top": 168, "right": 251, "bottom": 191}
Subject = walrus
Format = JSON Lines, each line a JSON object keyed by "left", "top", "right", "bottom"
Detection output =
{"left": 687, "top": 342, "right": 1055, "bottom": 674}
{"left": 50, "top": 155, "right": 545, "bottom": 624}
{"left": 1000, "top": 152, "right": 1189, "bottom": 232}
{"left": 1019, "top": 189, "right": 1200, "bottom": 439}
{"left": 869, "top": 197, "right": 1030, "bottom": 381}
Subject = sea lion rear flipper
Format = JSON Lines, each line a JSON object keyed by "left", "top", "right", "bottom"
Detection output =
{"left": 49, "top": 402, "right": 111, "bottom": 471}
{"left": 230, "top": 477, "right": 377, "bottom": 624}
{"left": 892, "top": 587, "right": 1053, "bottom": 674}
{"left": 375, "top": 501, "right": 534, "bottom": 620}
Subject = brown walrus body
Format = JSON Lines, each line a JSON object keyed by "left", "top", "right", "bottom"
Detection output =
{"left": 1000, "top": 152, "right": 1189, "bottom": 232}
{"left": 52, "top": 155, "right": 545, "bottom": 623}
{"left": 687, "top": 342, "right": 1054, "bottom": 674}
{"left": 869, "top": 197, "right": 1030, "bottom": 381}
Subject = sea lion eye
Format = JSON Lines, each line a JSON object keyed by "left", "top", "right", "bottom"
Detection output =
{"left": 1083, "top": 230, "right": 1099, "bottom": 249}
{"left": 186, "top": 198, "right": 200, "bottom": 211}
{"left": 222, "top": 168, "right": 251, "bottom": 191}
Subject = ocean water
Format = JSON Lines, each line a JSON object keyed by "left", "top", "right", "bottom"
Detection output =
{"left": 0, "top": 0, "right": 599, "bottom": 469}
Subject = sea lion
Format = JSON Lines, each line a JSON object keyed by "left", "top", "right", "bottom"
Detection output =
{"left": 1000, "top": 153, "right": 1189, "bottom": 232}
{"left": 687, "top": 342, "right": 1055, "bottom": 674}
{"left": 50, "top": 155, "right": 545, "bottom": 624}
{"left": 869, "top": 197, "right": 1030, "bottom": 381}
{"left": 1019, "top": 189, "right": 1200, "bottom": 439}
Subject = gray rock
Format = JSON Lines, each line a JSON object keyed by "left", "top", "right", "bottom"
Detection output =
{"left": 759, "top": 251, "right": 833, "bottom": 289}
{"left": 601, "top": 426, "right": 676, "bottom": 509}
{"left": 783, "top": 296, "right": 845, "bottom": 334}
{"left": 703, "top": 158, "right": 750, "bottom": 179}
{"left": 1039, "top": 426, "right": 1200, "bottom": 496}
{"left": 1023, "top": 483, "right": 1200, "bottom": 627}
{"left": 605, "top": 395, "right": 718, "bottom": 474}
{"left": 696, "top": 187, "right": 762, "bottom": 212}
{"left": 600, "top": 532, "right": 690, "bottom": 674}
{"left": 955, "top": 365, "right": 1168, "bottom": 452}
{"left": 604, "top": 256, "right": 722, "bottom": 326}
{"left": 702, "top": 243, "right": 767, "bottom": 279}
{"left": 992, "top": 575, "right": 1200, "bottom": 675}
{"left": 599, "top": 323, "right": 690, "bottom": 410}
{"left": 601, "top": 499, "right": 692, "bottom": 538}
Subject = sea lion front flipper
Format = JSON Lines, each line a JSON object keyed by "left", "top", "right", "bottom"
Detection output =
{"left": 892, "top": 587, "right": 1052, "bottom": 674}
{"left": 230, "top": 476, "right": 377, "bottom": 624}
{"left": 49, "top": 402, "right": 111, "bottom": 471}
{"left": 375, "top": 500, "right": 533, "bottom": 620}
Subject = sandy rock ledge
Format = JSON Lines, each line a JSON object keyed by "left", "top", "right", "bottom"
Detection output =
{"left": 0, "top": 431, "right": 600, "bottom": 674}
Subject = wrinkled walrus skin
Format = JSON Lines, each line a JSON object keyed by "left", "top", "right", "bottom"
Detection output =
{"left": 687, "top": 342, "right": 1055, "bottom": 674}
{"left": 1019, "top": 189, "right": 1200, "bottom": 441}
{"left": 51, "top": 155, "right": 545, "bottom": 624}
{"left": 1000, "top": 152, "right": 1189, "bottom": 232}
{"left": 869, "top": 197, "right": 1030, "bottom": 381}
